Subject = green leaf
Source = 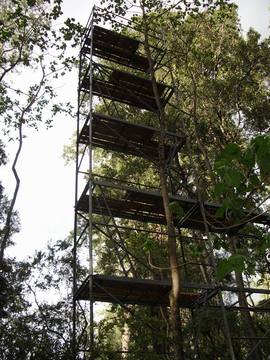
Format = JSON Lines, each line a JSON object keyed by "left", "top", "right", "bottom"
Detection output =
{"left": 215, "top": 206, "right": 225, "bottom": 219}
{"left": 220, "top": 143, "right": 241, "bottom": 160}
{"left": 217, "top": 255, "right": 245, "bottom": 280}
{"left": 241, "top": 147, "right": 255, "bottom": 168}
{"left": 215, "top": 144, "right": 242, "bottom": 180}
{"left": 252, "top": 135, "right": 266, "bottom": 150}
{"left": 169, "top": 201, "right": 184, "bottom": 220}
{"left": 252, "top": 135, "right": 270, "bottom": 176}
{"left": 223, "top": 168, "right": 244, "bottom": 187}
{"left": 214, "top": 158, "right": 230, "bottom": 176}
{"left": 260, "top": 234, "right": 270, "bottom": 253}
{"left": 228, "top": 254, "right": 245, "bottom": 272}
{"left": 142, "top": 239, "right": 155, "bottom": 252}
{"left": 214, "top": 182, "right": 227, "bottom": 196}
{"left": 249, "top": 173, "right": 260, "bottom": 187}
{"left": 189, "top": 243, "right": 204, "bottom": 256}
{"left": 258, "top": 155, "right": 270, "bottom": 176}
{"left": 217, "top": 259, "right": 231, "bottom": 280}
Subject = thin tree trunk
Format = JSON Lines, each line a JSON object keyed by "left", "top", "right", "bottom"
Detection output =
{"left": 160, "top": 165, "right": 184, "bottom": 360}
{"left": 0, "top": 64, "right": 45, "bottom": 265}
{"left": 140, "top": 3, "right": 184, "bottom": 359}
{"left": 0, "top": 122, "right": 22, "bottom": 265}
{"left": 231, "top": 236, "right": 262, "bottom": 360}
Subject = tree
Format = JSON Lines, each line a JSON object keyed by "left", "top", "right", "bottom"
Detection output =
{"left": 0, "top": 236, "right": 79, "bottom": 360}
{"left": 162, "top": 5, "right": 270, "bottom": 359}
{"left": 0, "top": 0, "right": 82, "bottom": 264}
{"left": 0, "top": 2, "right": 85, "bottom": 357}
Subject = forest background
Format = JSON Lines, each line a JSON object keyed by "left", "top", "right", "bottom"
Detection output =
{"left": 0, "top": 0, "right": 270, "bottom": 359}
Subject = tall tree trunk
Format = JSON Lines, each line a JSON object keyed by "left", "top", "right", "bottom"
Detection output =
{"left": 0, "top": 122, "right": 22, "bottom": 265}
{"left": 160, "top": 164, "right": 184, "bottom": 360}
{"left": 231, "top": 236, "right": 262, "bottom": 360}
{"left": 140, "top": 3, "right": 184, "bottom": 359}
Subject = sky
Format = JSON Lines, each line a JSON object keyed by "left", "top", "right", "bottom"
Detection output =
{"left": 2, "top": 0, "right": 270, "bottom": 261}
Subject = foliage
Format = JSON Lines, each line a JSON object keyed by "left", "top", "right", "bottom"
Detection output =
{"left": 0, "top": 1, "right": 84, "bottom": 357}
{"left": 214, "top": 136, "right": 270, "bottom": 222}
{"left": 0, "top": 0, "right": 83, "bottom": 261}
{"left": 169, "top": 201, "right": 184, "bottom": 220}
{"left": 0, "top": 0, "right": 82, "bottom": 135}
{"left": 217, "top": 254, "right": 245, "bottom": 280}
{"left": 0, "top": 238, "right": 76, "bottom": 359}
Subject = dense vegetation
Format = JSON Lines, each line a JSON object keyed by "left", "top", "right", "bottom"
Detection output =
{"left": 0, "top": 0, "right": 80, "bottom": 358}
{"left": 1, "top": 0, "right": 270, "bottom": 359}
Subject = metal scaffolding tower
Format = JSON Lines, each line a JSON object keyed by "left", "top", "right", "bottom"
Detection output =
{"left": 73, "top": 6, "right": 270, "bottom": 359}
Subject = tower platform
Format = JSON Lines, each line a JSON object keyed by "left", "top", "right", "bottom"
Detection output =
{"left": 75, "top": 274, "right": 199, "bottom": 307}
{"left": 77, "top": 179, "right": 270, "bottom": 232}
{"left": 78, "top": 112, "right": 184, "bottom": 161}
{"left": 81, "top": 65, "right": 173, "bottom": 111}
{"left": 82, "top": 25, "right": 150, "bottom": 72}
{"left": 75, "top": 274, "right": 270, "bottom": 311}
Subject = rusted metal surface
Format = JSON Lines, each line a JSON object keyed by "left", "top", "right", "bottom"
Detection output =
{"left": 83, "top": 25, "right": 149, "bottom": 71}
{"left": 78, "top": 112, "right": 184, "bottom": 160}
{"left": 77, "top": 179, "right": 270, "bottom": 232}
{"left": 76, "top": 275, "right": 199, "bottom": 307}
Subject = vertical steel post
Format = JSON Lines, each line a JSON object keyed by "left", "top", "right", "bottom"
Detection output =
{"left": 217, "top": 290, "right": 236, "bottom": 360}
{"left": 72, "top": 41, "right": 84, "bottom": 360}
{"left": 206, "top": 236, "right": 236, "bottom": 360}
{"left": 88, "top": 6, "right": 95, "bottom": 359}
